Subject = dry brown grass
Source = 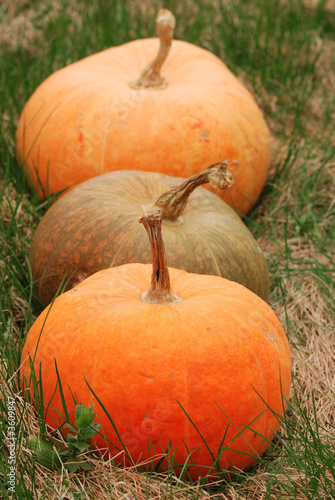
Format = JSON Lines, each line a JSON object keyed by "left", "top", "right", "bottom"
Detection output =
{"left": 0, "top": 0, "right": 82, "bottom": 56}
{"left": 1, "top": 182, "right": 35, "bottom": 337}
{"left": 303, "top": 0, "right": 335, "bottom": 12}
{"left": 274, "top": 275, "right": 334, "bottom": 422}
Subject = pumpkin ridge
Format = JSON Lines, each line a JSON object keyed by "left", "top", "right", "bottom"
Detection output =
{"left": 19, "top": 82, "right": 96, "bottom": 165}
{"left": 199, "top": 222, "right": 266, "bottom": 297}
{"left": 99, "top": 111, "right": 113, "bottom": 174}
{"left": 17, "top": 100, "right": 46, "bottom": 143}
{"left": 225, "top": 229, "right": 267, "bottom": 298}
{"left": 173, "top": 313, "right": 191, "bottom": 453}
{"left": 85, "top": 322, "right": 113, "bottom": 411}
{"left": 19, "top": 100, "right": 64, "bottom": 167}
{"left": 109, "top": 224, "right": 142, "bottom": 268}
{"left": 183, "top": 224, "right": 222, "bottom": 277}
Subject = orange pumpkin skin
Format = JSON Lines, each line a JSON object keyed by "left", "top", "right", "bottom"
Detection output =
{"left": 21, "top": 265, "right": 291, "bottom": 479}
{"left": 16, "top": 38, "right": 271, "bottom": 214}
{"left": 28, "top": 170, "right": 270, "bottom": 306}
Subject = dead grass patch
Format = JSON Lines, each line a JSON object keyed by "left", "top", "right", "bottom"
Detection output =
{"left": 275, "top": 275, "right": 334, "bottom": 422}
{"left": 0, "top": 181, "right": 35, "bottom": 336}
{"left": 303, "top": 0, "right": 335, "bottom": 13}
{"left": 0, "top": 0, "right": 82, "bottom": 56}
{"left": 1, "top": 181, "right": 34, "bottom": 249}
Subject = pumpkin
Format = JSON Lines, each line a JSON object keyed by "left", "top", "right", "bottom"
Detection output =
{"left": 16, "top": 9, "right": 271, "bottom": 215}
{"left": 21, "top": 206, "right": 291, "bottom": 480}
{"left": 29, "top": 162, "right": 270, "bottom": 306}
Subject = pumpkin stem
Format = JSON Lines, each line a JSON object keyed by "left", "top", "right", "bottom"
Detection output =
{"left": 155, "top": 161, "right": 235, "bottom": 220}
{"left": 139, "top": 207, "right": 182, "bottom": 305}
{"left": 129, "top": 9, "right": 175, "bottom": 90}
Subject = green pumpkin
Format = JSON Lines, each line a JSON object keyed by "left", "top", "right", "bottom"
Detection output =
{"left": 29, "top": 166, "right": 270, "bottom": 305}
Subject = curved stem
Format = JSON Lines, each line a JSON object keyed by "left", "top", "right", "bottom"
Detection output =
{"left": 139, "top": 207, "right": 181, "bottom": 305}
{"left": 155, "top": 161, "right": 234, "bottom": 220}
{"left": 129, "top": 10, "right": 176, "bottom": 90}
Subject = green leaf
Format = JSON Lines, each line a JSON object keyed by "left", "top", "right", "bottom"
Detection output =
{"left": 28, "top": 435, "right": 62, "bottom": 470}
{"left": 65, "top": 462, "right": 80, "bottom": 473}
{"left": 79, "top": 423, "right": 100, "bottom": 439}
{"left": 79, "top": 461, "right": 94, "bottom": 471}
{"left": 64, "top": 423, "right": 77, "bottom": 433}
{"left": 37, "top": 448, "right": 62, "bottom": 471}
{"left": 70, "top": 440, "right": 90, "bottom": 453}
{"left": 59, "top": 449, "right": 71, "bottom": 457}
{"left": 67, "top": 434, "right": 78, "bottom": 444}
{"left": 40, "top": 433, "right": 68, "bottom": 451}
{"left": 65, "top": 456, "right": 94, "bottom": 472}
{"left": 65, "top": 456, "right": 85, "bottom": 473}
{"left": 75, "top": 403, "right": 97, "bottom": 429}
{"left": 28, "top": 435, "right": 51, "bottom": 453}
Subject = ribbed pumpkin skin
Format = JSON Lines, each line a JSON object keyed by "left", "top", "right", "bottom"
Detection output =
{"left": 29, "top": 170, "right": 270, "bottom": 305}
{"left": 20, "top": 265, "right": 291, "bottom": 479}
{"left": 16, "top": 39, "right": 271, "bottom": 214}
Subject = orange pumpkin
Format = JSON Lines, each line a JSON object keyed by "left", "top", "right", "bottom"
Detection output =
{"left": 16, "top": 10, "right": 271, "bottom": 214}
{"left": 21, "top": 207, "right": 291, "bottom": 480}
{"left": 28, "top": 163, "right": 270, "bottom": 305}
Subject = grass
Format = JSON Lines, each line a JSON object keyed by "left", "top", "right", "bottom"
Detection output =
{"left": 1, "top": 0, "right": 334, "bottom": 498}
